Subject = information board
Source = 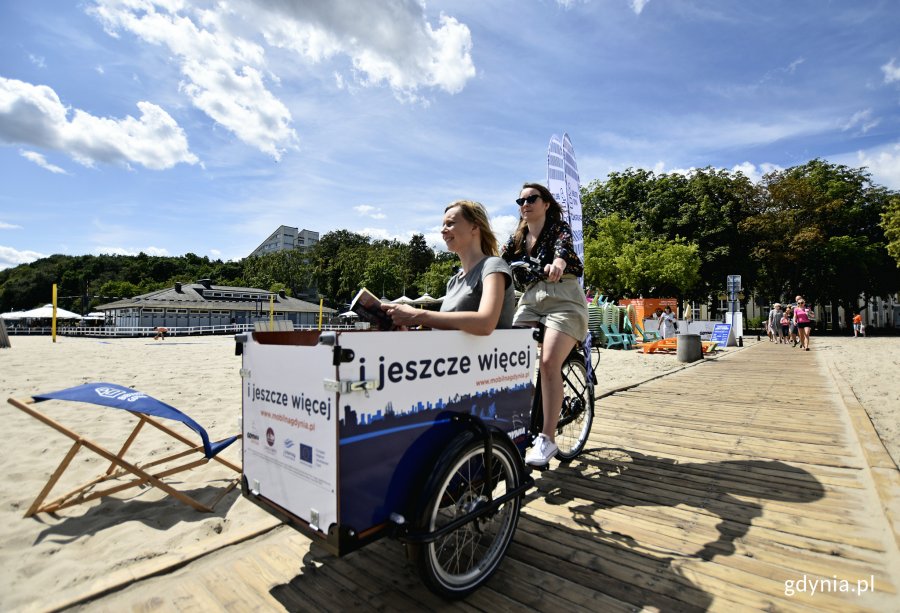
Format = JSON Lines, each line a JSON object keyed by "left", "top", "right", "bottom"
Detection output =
{"left": 710, "top": 323, "right": 732, "bottom": 345}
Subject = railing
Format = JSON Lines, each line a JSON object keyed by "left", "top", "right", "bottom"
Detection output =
{"left": 5, "top": 323, "right": 358, "bottom": 338}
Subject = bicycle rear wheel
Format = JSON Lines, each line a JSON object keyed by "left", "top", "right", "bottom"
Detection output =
{"left": 554, "top": 353, "right": 594, "bottom": 461}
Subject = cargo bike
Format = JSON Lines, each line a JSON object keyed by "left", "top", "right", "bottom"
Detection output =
{"left": 236, "top": 325, "right": 593, "bottom": 598}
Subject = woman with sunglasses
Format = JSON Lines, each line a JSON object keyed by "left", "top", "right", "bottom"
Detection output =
{"left": 383, "top": 200, "right": 516, "bottom": 335}
{"left": 501, "top": 183, "right": 589, "bottom": 467}
{"left": 793, "top": 297, "right": 814, "bottom": 351}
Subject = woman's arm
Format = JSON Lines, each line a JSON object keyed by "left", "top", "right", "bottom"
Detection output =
{"left": 383, "top": 273, "right": 506, "bottom": 336}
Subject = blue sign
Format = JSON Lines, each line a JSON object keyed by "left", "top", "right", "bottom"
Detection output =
{"left": 710, "top": 323, "right": 732, "bottom": 345}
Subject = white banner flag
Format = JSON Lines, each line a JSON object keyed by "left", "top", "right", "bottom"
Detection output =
{"left": 562, "top": 133, "right": 584, "bottom": 277}
{"left": 548, "top": 133, "right": 584, "bottom": 286}
{"left": 547, "top": 134, "right": 567, "bottom": 219}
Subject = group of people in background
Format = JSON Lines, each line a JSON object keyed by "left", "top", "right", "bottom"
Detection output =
{"left": 766, "top": 296, "right": 814, "bottom": 351}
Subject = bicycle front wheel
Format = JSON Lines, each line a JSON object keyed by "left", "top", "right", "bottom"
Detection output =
{"left": 555, "top": 353, "right": 594, "bottom": 461}
{"left": 413, "top": 436, "right": 523, "bottom": 599}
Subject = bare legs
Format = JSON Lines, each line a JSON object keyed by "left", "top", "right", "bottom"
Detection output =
{"left": 538, "top": 327, "right": 578, "bottom": 442}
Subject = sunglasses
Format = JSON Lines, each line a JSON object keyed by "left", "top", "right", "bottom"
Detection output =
{"left": 516, "top": 194, "right": 540, "bottom": 206}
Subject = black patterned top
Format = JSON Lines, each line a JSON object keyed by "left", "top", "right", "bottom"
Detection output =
{"left": 501, "top": 219, "right": 584, "bottom": 287}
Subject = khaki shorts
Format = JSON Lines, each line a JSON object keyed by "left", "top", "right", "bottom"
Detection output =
{"left": 513, "top": 276, "right": 588, "bottom": 343}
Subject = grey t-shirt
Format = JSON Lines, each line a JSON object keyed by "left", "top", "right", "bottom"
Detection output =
{"left": 440, "top": 256, "right": 515, "bottom": 329}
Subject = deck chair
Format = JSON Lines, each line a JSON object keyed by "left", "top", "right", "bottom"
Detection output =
{"left": 641, "top": 337, "right": 678, "bottom": 354}
{"left": 633, "top": 320, "right": 662, "bottom": 343}
{"left": 7, "top": 382, "right": 241, "bottom": 516}
{"left": 701, "top": 341, "right": 719, "bottom": 353}
{"left": 597, "top": 324, "right": 628, "bottom": 349}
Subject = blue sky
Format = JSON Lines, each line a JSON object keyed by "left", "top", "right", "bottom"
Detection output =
{"left": 2, "top": 0, "right": 900, "bottom": 270}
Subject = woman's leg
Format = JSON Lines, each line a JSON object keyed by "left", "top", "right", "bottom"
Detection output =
{"left": 538, "top": 328, "right": 578, "bottom": 441}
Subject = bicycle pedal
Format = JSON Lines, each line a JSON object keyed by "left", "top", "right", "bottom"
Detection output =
{"left": 527, "top": 462, "right": 551, "bottom": 472}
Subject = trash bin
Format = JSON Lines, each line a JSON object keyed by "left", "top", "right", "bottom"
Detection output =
{"left": 676, "top": 334, "right": 702, "bottom": 363}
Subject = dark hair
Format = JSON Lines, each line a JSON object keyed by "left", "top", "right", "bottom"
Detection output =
{"left": 511, "top": 183, "right": 564, "bottom": 254}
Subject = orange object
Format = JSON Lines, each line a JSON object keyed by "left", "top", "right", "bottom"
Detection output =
{"left": 619, "top": 298, "right": 678, "bottom": 328}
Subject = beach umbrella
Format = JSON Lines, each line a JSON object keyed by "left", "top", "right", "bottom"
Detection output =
{"left": 389, "top": 295, "right": 415, "bottom": 305}
{"left": 338, "top": 311, "right": 359, "bottom": 318}
{"left": 83, "top": 312, "right": 106, "bottom": 320}
{"left": 19, "top": 304, "right": 83, "bottom": 320}
{"left": 412, "top": 293, "right": 443, "bottom": 306}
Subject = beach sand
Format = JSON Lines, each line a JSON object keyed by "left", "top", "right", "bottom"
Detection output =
{"left": 0, "top": 333, "right": 896, "bottom": 611}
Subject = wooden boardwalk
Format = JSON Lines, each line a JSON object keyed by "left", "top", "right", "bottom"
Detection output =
{"left": 81, "top": 342, "right": 900, "bottom": 612}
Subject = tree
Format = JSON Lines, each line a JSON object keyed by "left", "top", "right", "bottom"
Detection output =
{"left": 741, "top": 159, "right": 898, "bottom": 328}
{"left": 882, "top": 193, "right": 900, "bottom": 268}
{"left": 418, "top": 259, "right": 458, "bottom": 298}
{"left": 583, "top": 213, "right": 701, "bottom": 301}
{"left": 583, "top": 214, "right": 635, "bottom": 297}
{"left": 582, "top": 168, "right": 756, "bottom": 313}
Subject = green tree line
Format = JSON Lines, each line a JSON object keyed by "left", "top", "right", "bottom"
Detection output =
{"left": 3, "top": 159, "right": 899, "bottom": 323}
{"left": 582, "top": 159, "right": 900, "bottom": 327}
{"left": 0, "top": 234, "right": 456, "bottom": 314}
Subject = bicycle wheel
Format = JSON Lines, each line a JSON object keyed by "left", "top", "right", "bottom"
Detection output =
{"left": 413, "top": 435, "right": 524, "bottom": 599}
{"left": 554, "top": 353, "right": 594, "bottom": 461}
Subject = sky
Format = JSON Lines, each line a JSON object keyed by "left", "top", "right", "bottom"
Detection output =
{"left": 2, "top": 0, "right": 900, "bottom": 271}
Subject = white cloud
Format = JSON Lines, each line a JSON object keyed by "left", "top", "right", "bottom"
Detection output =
{"left": 841, "top": 109, "right": 880, "bottom": 135}
{"left": 0, "top": 245, "right": 46, "bottom": 270}
{"left": 630, "top": 0, "right": 651, "bottom": 15}
{"left": 0, "top": 222, "right": 22, "bottom": 230}
{"left": 646, "top": 160, "right": 782, "bottom": 184}
{"left": 209, "top": 248, "right": 222, "bottom": 258}
{"left": 730, "top": 161, "right": 783, "bottom": 183}
{"left": 856, "top": 143, "right": 900, "bottom": 190}
{"left": 354, "top": 204, "right": 386, "bottom": 219}
{"left": 245, "top": 0, "right": 476, "bottom": 100}
{"left": 89, "top": 0, "right": 298, "bottom": 160}
{"left": 19, "top": 149, "right": 68, "bottom": 174}
{"left": 29, "top": 54, "right": 46, "bottom": 69}
{"left": 94, "top": 245, "right": 170, "bottom": 256}
{"left": 0, "top": 76, "right": 199, "bottom": 170}
{"left": 86, "top": 1, "right": 475, "bottom": 153}
{"left": 882, "top": 58, "right": 900, "bottom": 84}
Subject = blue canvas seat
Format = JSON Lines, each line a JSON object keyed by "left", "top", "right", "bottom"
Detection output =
{"left": 8, "top": 382, "right": 240, "bottom": 516}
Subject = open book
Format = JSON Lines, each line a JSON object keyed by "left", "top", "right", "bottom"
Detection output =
{"left": 349, "top": 287, "right": 396, "bottom": 331}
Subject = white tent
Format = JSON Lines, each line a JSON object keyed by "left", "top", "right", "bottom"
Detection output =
{"left": 1, "top": 311, "right": 27, "bottom": 320}
{"left": 412, "top": 293, "right": 443, "bottom": 306}
{"left": 83, "top": 312, "right": 106, "bottom": 320}
{"left": 19, "top": 304, "right": 82, "bottom": 320}
{"left": 388, "top": 296, "right": 415, "bottom": 305}
{"left": 337, "top": 311, "right": 359, "bottom": 318}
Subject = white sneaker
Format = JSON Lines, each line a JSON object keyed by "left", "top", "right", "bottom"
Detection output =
{"left": 525, "top": 434, "right": 558, "bottom": 466}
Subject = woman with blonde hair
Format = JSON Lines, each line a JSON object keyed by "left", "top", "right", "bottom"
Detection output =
{"left": 384, "top": 200, "right": 515, "bottom": 335}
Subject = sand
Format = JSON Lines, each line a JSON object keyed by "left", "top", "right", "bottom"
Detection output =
{"left": 0, "top": 333, "right": 896, "bottom": 611}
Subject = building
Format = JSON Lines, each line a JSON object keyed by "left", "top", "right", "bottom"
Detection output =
{"left": 248, "top": 225, "right": 319, "bottom": 258}
{"left": 97, "top": 279, "right": 334, "bottom": 329}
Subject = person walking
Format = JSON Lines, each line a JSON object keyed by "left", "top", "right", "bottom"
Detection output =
{"left": 783, "top": 306, "right": 797, "bottom": 346}
{"left": 793, "top": 298, "right": 813, "bottom": 351}
{"left": 853, "top": 312, "right": 865, "bottom": 337}
{"left": 659, "top": 305, "right": 677, "bottom": 339}
{"left": 769, "top": 303, "right": 785, "bottom": 344}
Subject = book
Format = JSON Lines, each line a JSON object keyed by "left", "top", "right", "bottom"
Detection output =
{"left": 349, "top": 287, "right": 396, "bottom": 331}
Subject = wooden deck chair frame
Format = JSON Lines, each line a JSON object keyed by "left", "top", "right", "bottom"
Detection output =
{"left": 8, "top": 383, "right": 241, "bottom": 517}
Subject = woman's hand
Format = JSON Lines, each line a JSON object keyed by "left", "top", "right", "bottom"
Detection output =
{"left": 543, "top": 257, "right": 567, "bottom": 282}
{"left": 382, "top": 303, "right": 424, "bottom": 327}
